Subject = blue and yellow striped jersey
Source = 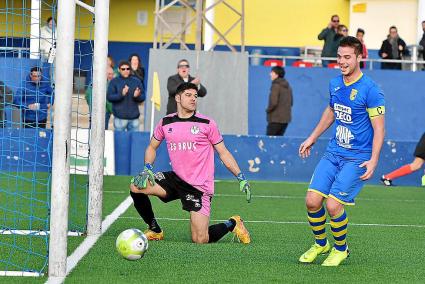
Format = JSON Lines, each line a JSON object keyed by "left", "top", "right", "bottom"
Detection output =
{"left": 326, "top": 73, "right": 385, "bottom": 160}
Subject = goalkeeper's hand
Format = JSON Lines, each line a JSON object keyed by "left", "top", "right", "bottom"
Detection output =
{"left": 131, "top": 163, "right": 155, "bottom": 189}
{"left": 237, "top": 173, "right": 252, "bottom": 203}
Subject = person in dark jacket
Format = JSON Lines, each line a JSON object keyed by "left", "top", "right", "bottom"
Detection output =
{"left": 419, "top": 21, "right": 425, "bottom": 61}
{"left": 13, "top": 67, "right": 53, "bottom": 128}
{"left": 107, "top": 61, "right": 145, "bottom": 131}
{"left": 318, "top": 15, "right": 341, "bottom": 67}
{"left": 166, "top": 59, "right": 207, "bottom": 114}
{"left": 129, "top": 53, "right": 145, "bottom": 83}
{"left": 378, "top": 26, "right": 409, "bottom": 70}
{"left": 266, "top": 66, "right": 293, "bottom": 136}
{"left": 0, "top": 80, "right": 13, "bottom": 128}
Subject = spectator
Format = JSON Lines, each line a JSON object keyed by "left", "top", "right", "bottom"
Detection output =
{"left": 335, "top": 25, "right": 348, "bottom": 47}
{"left": 13, "top": 67, "right": 53, "bottom": 128}
{"left": 356, "top": 28, "right": 368, "bottom": 69}
{"left": 107, "top": 61, "right": 145, "bottom": 131}
{"left": 266, "top": 66, "right": 293, "bottom": 136}
{"left": 107, "top": 55, "right": 119, "bottom": 77}
{"left": 0, "top": 81, "right": 13, "bottom": 128}
{"left": 318, "top": 15, "right": 341, "bottom": 67}
{"left": 378, "top": 26, "right": 409, "bottom": 70}
{"left": 419, "top": 21, "right": 425, "bottom": 61}
{"left": 166, "top": 59, "right": 207, "bottom": 114}
{"left": 40, "top": 17, "right": 56, "bottom": 62}
{"left": 85, "top": 66, "right": 114, "bottom": 130}
{"left": 128, "top": 53, "right": 145, "bottom": 83}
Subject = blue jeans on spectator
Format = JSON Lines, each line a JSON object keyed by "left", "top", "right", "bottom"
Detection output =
{"left": 114, "top": 117, "right": 139, "bottom": 132}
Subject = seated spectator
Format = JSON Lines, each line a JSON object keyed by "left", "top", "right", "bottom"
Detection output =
{"left": 166, "top": 59, "right": 207, "bottom": 114}
{"left": 0, "top": 80, "right": 13, "bottom": 128}
{"left": 128, "top": 53, "right": 145, "bottom": 83}
{"left": 318, "top": 15, "right": 340, "bottom": 67}
{"left": 379, "top": 26, "right": 409, "bottom": 70}
{"left": 13, "top": 67, "right": 53, "bottom": 128}
{"left": 85, "top": 66, "right": 114, "bottom": 130}
{"left": 356, "top": 28, "right": 368, "bottom": 69}
{"left": 107, "top": 61, "right": 145, "bottom": 132}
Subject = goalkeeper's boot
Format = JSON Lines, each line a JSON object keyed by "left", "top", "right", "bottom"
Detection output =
{"left": 299, "top": 241, "right": 331, "bottom": 263}
{"left": 230, "top": 215, "right": 251, "bottom": 244}
{"left": 322, "top": 247, "right": 349, "bottom": 266}
{"left": 380, "top": 175, "right": 393, "bottom": 186}
{"left": 144, "top": 229, "right": 164, "bottom": 241}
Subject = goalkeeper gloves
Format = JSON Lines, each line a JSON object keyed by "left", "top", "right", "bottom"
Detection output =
{"left": 237, "top": 172, "right": 252, "bottom": 203}
{"left": 131, "top": 163, "right": 155, "bottom": 189}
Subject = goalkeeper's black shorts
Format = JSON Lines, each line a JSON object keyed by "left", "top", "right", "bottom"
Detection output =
{"left": 155, "top": 171, "right": 211, "bottom": 214}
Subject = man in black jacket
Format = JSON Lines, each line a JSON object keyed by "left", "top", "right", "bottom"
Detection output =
{"left": 378, "top": 26, "right": 409, "bottom": 70}
{"left": 166, "top": 59, "right": 207, "bottom": 114}
{"left": 419, "top": 21, "right": 425, "bottom": 61}
{"left": 107, "top": 61, "right": 145, "bottom": 131}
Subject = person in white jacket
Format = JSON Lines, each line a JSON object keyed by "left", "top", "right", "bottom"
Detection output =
{"left": 40, "top": 17, "right": 56, "bottom": 62}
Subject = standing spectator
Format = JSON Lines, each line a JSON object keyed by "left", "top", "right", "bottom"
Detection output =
{"left": 0, "top": 81, "right": 13, "bottom": 127}
{"left": 318, "top": 15, "right": 340, "bottom": 67}
{"left": 107, "top": 55, "right": 119, "bottom": 77}
{"left": 40, "top": 17, "right": 56, "bottom": 62}
{"left": 85, "top": 66, "right": 114, "bottom": 130}
{"left": 378, "top": 26, "right": 409, "bottom": 70}
{"left": 107, "top": 61, "right": 145, "bottom": 131}
{"left": 265, "top": 66, "right": 293, "bottom": 136}
{"left": 13, "top": 67, "right": 53, "bottom": 128}
{"left": 419, "top": 21, "right": 425, "bottom": 62}
{"left": 356, "top": 28, "right": 368, "bottom": 69}
{"left": 334, "top": 25, "right": 348, "bottom": 47}
{"left": 166, "top": 59, "right": 207, "bottom": 114}
{"left": 128, "top": 53, "right": 145, "bottom": 83}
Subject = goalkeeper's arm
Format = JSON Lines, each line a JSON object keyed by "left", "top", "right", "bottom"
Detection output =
{"left": 214, "top": 141, "right": 252, "bottom": 202}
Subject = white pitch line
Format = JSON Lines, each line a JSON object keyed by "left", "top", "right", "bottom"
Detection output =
{"left": 45, "top": 196, "right": 133, "bottom": 284}
{"left": 119, "top": 216, "right": 425, "bottom": 228}
{"left": 103, "top": 191, "right": 423, "bottom": 203}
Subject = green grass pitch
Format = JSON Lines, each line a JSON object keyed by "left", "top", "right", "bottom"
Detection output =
{"left": 1, "top": 176, "right": 425, "bottom": 283}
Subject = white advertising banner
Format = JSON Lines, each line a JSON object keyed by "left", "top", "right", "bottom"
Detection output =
{"left": 70, "top": 128, "right": 115, "bottom": 175}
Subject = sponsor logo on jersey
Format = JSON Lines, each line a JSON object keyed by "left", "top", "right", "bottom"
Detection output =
{"left": 191, "top": 125, "right": 200, "bottom": 135}
{"left": 169, "top": 141, "right": 197, "bottom": 151}
{"left": 334, "top": 103, "right": 352, "bottom": 124}
{"left": 335, "top": 125, "right": 354, "bottom": 148}
{"left": 349, "top": 89, "right": 358, "bottom": 101}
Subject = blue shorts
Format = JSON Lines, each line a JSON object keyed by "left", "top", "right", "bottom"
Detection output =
{"left": 308, "top": 152, "right": 367, "bottom": 205}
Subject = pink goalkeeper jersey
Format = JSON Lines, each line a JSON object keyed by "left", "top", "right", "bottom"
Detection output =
{"left": 153, "top": 112, "right": 223, "bottom": 195}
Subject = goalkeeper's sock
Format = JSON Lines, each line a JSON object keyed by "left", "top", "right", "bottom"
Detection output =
{"left": 385, "top": 164, "right": 413, "bottom": 180}
{"left": 308, "top": 206, "right": 327, "bottom": 247}
{"left": 330, "top": 209, "right": 348, "bottom": 251}
{"left": 129, "top": 191, "right": 162, "bottom": 233}
{"left": 208, "top": 219, "right": 236, "bottom": 243}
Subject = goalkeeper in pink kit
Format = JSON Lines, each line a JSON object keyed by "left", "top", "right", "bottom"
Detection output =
{"left": 130, "top": 82, "right": 251, "bottom": 244}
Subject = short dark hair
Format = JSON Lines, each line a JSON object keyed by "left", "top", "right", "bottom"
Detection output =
{"left": 118, "top": 60, "right": 130, "bottom": 69}
{"left": 356, "top": 28, "right": 365, "bottom": 35}
{"left": 339, "top": 36, "right": 363, "bottom": 56}
{"left": 389, "top": 25, "right": 397, "bottom": 32}
{"left": 177, "top": 59, "right": 189, "bottom": 68}
{"left": 46, "top": 17, "right": 54, "bottom": 24}
{"left": 422, "top": 20, "right": 425, "bottom": 24}
{"left": 176, "top": 82, "right": 198, "bottom": 95}
{"left": 30, "top": 66, "right": 41, "bottom": 73}
{"left": 331, "top": 14, "right": 339, "bottom": 20}
{"left": 271, "top": 66, "right": 285, "bottom": 78}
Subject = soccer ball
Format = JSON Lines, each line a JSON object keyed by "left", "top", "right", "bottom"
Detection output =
{"left": 116, "top": 228, "right": 149, "bottom": 260}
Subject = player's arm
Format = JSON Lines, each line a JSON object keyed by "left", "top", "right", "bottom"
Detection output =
{"left": 214, "top": 141, "right": 252, "bottom": 203}
{"left": 360, "top": 115, "right": 385, "bottom": 180}
{"left": 131, "top": 137, "right": 162, "bottom": 189}
{"left": 299, "top": 106, "right": 335, "bottom": 158}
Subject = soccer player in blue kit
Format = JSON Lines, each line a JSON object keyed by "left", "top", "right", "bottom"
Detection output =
{"left": 298, "top": 36, "right": 385, "bottom": 266}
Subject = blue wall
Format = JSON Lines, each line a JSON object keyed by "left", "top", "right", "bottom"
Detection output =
{"left": 249, "top": 66, "right": 425, "bottom": 142}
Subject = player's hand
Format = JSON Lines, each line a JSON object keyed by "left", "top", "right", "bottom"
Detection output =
{"left": 359, "top": 159, "right": 378, "bottom": 180}
{"left": 131, "top": 163, "right": 155, "bottom": 189}
{"left": 299, "top": 137, "right": 315, "bottom": 159}
{"left": 237, "top": 173, "right": 252, "bottom": 203}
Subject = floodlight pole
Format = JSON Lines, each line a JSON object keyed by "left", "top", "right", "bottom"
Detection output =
{"left": 87, "top": 0, "right": 110, "bottom": 236}
{"left": 48, "top": 0, "right": 76, "bottom": 278}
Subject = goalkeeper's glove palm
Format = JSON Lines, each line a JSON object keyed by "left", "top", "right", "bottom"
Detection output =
{"left": 131, "top": 163, "right": 155, "bottom": 189}
{"left": 237, "top": 173, "right": 252, "bottom": 203}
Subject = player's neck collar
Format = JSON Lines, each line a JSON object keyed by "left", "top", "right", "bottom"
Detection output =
{"left": 176, "top": 111, "right": 196, "bottom": 120}
{"left": 343, "top": 72, "right": 363, "bottom": 87}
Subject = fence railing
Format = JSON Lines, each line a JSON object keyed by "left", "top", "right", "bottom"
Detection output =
{"left": 0, "top": 47, "right": 30, "bottom": 58}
